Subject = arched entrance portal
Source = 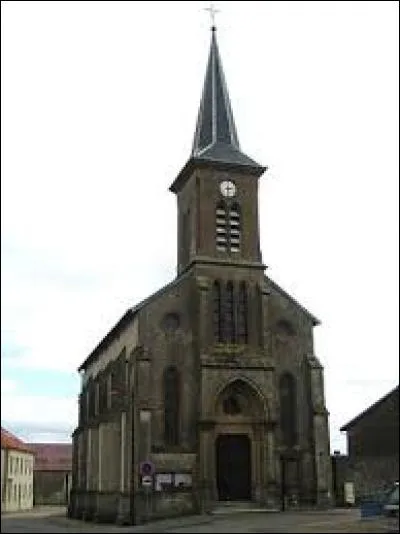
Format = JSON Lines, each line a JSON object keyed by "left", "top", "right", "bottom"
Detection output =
{"left": 210, "top": 378, "right": 269, "bottom": 503}
{"left": 216, "top": 434, "right": 251, "bottom": 500}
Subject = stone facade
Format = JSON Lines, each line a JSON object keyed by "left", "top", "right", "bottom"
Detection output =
{"left": 69, "top": 26, "right": 332, "bottom": 525}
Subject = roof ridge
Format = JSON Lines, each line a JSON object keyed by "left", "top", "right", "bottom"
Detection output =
{"left": 340, "top": 385, "right": 399, "bottom": 431}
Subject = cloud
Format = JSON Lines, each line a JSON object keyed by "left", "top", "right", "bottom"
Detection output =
{"left": 1, "top": 239, "right": 175, "bottom": 372}
{"left": 1, "top": 377, "right": 77, "bottom": 441}
{"left": 0, "top": 378, "right": 18, "bottom": 394}
{"left": 1, "top": 0, "right": 398, "bottom": 452}
{"left": 1, "top": 422, "right": 74, "bottom": 444}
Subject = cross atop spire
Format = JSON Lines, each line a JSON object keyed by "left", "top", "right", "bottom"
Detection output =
{"left": 204, "top": 3, "right": 219, "bottom": 31}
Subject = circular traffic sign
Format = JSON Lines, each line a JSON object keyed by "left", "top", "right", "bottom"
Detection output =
{"left": 140, "top": 460, "right": 154, "bottom": 476}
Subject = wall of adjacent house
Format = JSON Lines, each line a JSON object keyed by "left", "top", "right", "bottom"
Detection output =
{"left": 1, "top": 448, "right": 5, "bottom": 504}
{"left": 3, "top": 450, "right": 34, "bottom": 511}
{"left": 33, "top": 470, "right": 71, "bottom": 505}
{"left": 346, "top": 388, "right": 399, "bottom": 499}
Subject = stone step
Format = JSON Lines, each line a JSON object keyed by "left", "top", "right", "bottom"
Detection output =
{"left": 212, "top": 502, "right": 280, "bottom": 515}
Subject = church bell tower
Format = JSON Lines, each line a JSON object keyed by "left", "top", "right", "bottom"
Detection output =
{"left": 169, "top": 26, "right": 267, "bottom": 275}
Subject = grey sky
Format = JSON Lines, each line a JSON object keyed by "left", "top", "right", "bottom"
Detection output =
{"left": 1, "top": 1, "right": 399, "bottom": 451}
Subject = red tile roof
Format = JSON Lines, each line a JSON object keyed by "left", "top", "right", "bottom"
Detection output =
{"left": 29, "top": 443, "right": 72, "bottom": 471}
{"left": 1, "top": 427, "right": 34, "bottom": 454}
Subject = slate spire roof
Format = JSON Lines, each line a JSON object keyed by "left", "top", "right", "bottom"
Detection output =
{"left": 190, "top": 27, "right": 263, "bottom": 170}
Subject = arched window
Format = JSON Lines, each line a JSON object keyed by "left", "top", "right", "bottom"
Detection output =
{"left": 213, "top": 281, "right": 222, "bottom": 342}
{"left": 164, "top": 366, "right": 180, "bottom": 446}
{"left": 229, "top": 203, "right": 241, "bottom": 253}
{"left": 223, "top": 281, "right": 235, "bottom": 343}
{"left": 216, "top": 201, "right": 228, "bottom": 252}
{"left": 279, "top": 373, "right": 297, "bottom": 447}
{"left": 237, "top": 282, "right": 248, "bottom": 344}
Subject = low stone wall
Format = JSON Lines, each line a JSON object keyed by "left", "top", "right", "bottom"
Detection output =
{"left": 94, "top": 492, "right": 120, "bottom": 523}
{"left": 34, "top": 471, "right": 70, "bottom": 505}
{"left": 134, "top": 488, "right": 196, "bottom": 524}
{"left": 69, "top": 488, "right": 196, "bottom": 525}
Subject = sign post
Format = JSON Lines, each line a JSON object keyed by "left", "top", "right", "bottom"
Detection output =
{"left": 140, "top": 461, "right": 154, "bottom": 522}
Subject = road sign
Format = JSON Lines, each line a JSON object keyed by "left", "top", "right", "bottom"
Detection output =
{"left": 140, "top": 460, "right": 155, "bottom": 476}
{"left": 142, "top": 475, "right": 153, "bottom": 487}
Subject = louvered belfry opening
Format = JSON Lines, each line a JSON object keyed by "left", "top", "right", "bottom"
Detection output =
{"left": 216, "top": 201, "right": 241, "bottom": 254}
{"left": 229, "top": 203, "right": 240, "bottom": 253}
{"left": 216, "top": 201, "right": 228, "bottom": 252}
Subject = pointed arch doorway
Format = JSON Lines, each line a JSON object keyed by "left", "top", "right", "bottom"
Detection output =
{"left": 216, "top": 433, "right": 251, "bottom": 501}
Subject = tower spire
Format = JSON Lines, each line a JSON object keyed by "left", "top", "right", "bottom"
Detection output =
{"left": 169, "top": 15, "right": 265, "bottom": 194}
{"left": 190, "top": 17, "right": 263, "bottom": 169}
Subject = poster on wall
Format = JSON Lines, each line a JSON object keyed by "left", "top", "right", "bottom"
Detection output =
{"left": 155, "top": 473, "right": 173, "bottom": 491}
{"left": 174, "top": 473, "right": 192, "bottom": 489}
{"left": 154, "top": 473, "right": 193, "bottom": 491}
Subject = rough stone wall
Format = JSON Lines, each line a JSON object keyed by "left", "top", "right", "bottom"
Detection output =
{"left": 351, "top": 456, "right": 399, "bottom": 499}
{"left": 176, "top": 168, "right": 263, "bottom": 275}
{"left": 344, "top": 388, "right": 399, "bottom": 500}
{"left": 33, "top": 470, "right": 69, "bottom": 505}
{"left": 347, "top": 389, "right": 399, "bottom": 458}
{"left": 265, "top": 279, "right": 332, "bottom": 505}
{"left": 137, "top": 273, "right": 198, "bottom": 454}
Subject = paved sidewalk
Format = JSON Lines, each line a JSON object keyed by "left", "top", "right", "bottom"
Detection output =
{"left": 46, "top": 510, "right": 214, "bottom": 532}
{"left": 1, "top": 506, "right": 67, "bottom": 520}
{"left": 2, "top": 506, "right": 397, "bottom": 533}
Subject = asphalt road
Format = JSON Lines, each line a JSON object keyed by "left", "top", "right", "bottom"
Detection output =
{"left": 1, "top": 507, "right": 397, "bottom": 533}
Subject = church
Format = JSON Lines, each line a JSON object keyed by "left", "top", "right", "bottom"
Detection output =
{"left": 69, "top": 22, "right": 332, "bottom": 525}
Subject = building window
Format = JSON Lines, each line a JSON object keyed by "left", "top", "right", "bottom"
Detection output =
{"left": 107, "top": 374, "right": 112, "bottom": 410}
{"left": 99, "top": 375, "right": 107, "bottom": 414}
{"left": 213, "top": 281, "right": 222, "bottom": 342}
{"left": 223, "top": 281, "right": 235, "bottom": 343}
{"left": 229, "top": 203, "right": 241, "bottom": 252}
{"left": 216, "top": 201, "right": 228, "bottom": 252}
{"left": 95, "top": 382, "right": 100, "bottom": 415}
{"left": 279, "top": 372, "right": 297, "bottom": 447}
{"left": 88, "top": 381, "right": 96, "bottom": 418}
{"left": 237, "top": 282, "right": 248, "bottom": 344}
{"left": 164, "top": 366, "right": 180, "bottom": 446}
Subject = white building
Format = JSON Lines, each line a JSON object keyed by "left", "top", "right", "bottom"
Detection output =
{"left": 1, "top": 427, "right": 34, "bottom": 512}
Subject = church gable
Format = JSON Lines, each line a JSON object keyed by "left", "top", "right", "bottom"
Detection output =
{"left": 136, "top": 271, "right": 194, "bottom": 353}
{"left": 265, "top": 276, "right": 319, "bottom": 333}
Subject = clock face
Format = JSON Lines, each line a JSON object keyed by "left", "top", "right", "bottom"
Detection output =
{"left": 220, "top": 180, "right": 236, "bottom": 198}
